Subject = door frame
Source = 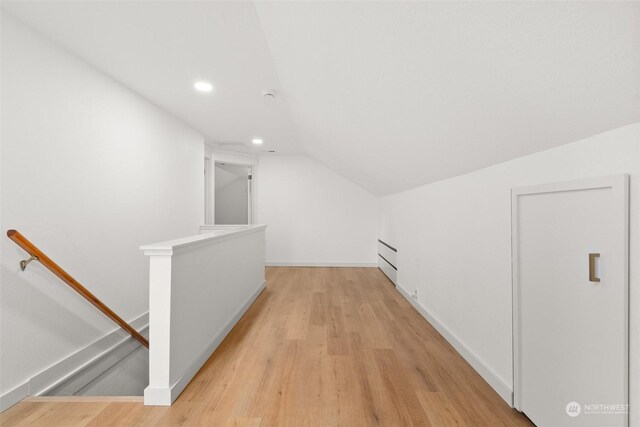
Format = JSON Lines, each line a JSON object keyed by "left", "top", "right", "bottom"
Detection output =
{"left": 204, "top": 156, "right": 212, "bottom": 224}
{"left": 511, "top": 174, "right": 629, "bottom": 411}
{"left": 205, "top": 150, "right": 258, "bottom": 225}
{"left": 247, "top": 165, "right": 253, "bottom": 224}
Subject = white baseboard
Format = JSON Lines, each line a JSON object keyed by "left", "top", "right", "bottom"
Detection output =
{"left": 396, "top": 284, "right": 513, "bottom": 405}
{"left": 0, "top": 383, "right": 29, "bottom": 413}
{"left": 144, "top": 281, "right": 266, "bottom": 406}
{"left": 0, "top": 312, "right": 148, "bottom": 412}
{"left": 266, "top": 261, "right": 378, "bottom": 268}
{"left": 143, "top": 387, "right": 171, "bottom": 406}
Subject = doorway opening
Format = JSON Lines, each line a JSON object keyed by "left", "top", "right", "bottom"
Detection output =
{"left": 214, "top": 162, "right": 252, "bottom": 225}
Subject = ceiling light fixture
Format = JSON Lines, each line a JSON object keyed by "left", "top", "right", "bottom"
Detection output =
{"left": 252, "top": 138, "right": 263, "bottom": 145}
{"left": 194, "top": 81, "right": 213, "bottom": 93}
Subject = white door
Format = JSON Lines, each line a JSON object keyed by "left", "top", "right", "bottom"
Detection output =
{"left": 512, "top": 175, "right": 629, "bottom": 427}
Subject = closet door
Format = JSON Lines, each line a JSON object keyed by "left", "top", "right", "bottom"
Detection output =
{"left": 512, "top": 175, "right": 628, "bottom": 427}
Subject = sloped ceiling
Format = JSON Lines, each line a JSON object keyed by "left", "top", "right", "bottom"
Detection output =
{"left": 4, "top": 1, "right": 640, "bottom": 195}
{"left": 2, "top": 1, "right": 302, "bottom": 155}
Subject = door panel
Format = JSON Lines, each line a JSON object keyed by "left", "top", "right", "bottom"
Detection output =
{"left": 512, "top": 175, "right": 628, "bottom": 427}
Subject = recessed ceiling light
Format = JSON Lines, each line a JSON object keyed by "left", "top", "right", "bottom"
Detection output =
{"left": 252, "top": 138, "right": 263, "bottom": 145}
{"left": 194, "top": 81, "right": 213, "bottom": 93}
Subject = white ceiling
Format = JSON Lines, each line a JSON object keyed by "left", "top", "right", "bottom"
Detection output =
{"left": 2, "top": 1, "right": 302, "bottom": 155}
{"left": 4, "top": 1, "right": 640, "bottom": 195}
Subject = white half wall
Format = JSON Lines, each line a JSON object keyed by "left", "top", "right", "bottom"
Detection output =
{"left": 142, "top": 226, "right": 266, "bottom": 405}
{"left": 379, "top": 123, "right": 640, "bottom": 413}
{"left": 257, "top": 154, "right": 378, "bottom": 266}
{"left": 0, "top": 13, "right": 204, "bottom": 408}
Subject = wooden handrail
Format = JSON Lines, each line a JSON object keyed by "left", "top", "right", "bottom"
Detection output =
{"left": 7, "top": 230, "right": 149, "bottom": 348}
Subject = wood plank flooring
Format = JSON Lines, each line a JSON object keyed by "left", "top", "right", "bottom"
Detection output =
{"left": 1, "top": 267, "right": 532, "bottom": 426}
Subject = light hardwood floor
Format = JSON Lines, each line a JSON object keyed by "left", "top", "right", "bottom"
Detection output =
{"left": 1, "top": 267, "right": 532, "bottom": 426}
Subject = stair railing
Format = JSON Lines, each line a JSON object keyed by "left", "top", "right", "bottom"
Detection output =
{"left": 6, "top": 229, "right": 149, "bottom": 348}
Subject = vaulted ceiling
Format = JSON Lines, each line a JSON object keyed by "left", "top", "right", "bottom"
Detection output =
{"left": 4, "top": 1, "right": 640, "bottom": 195}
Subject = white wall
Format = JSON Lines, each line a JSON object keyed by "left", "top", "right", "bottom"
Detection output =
{"left": 257, "top": 154, "right": 378, "bottom": 266}
{"left": 0, "top": 13, "right": 204, "bottom": 406}
{"left": 379, "top": 123, "right": 640, "bottom": 413}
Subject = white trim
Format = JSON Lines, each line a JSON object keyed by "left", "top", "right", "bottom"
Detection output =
{"left": 206, "top": 149, "right": 259, "bottom": 166}
{"left": 0, "top": 312, "right": 148, "bottom": 412}
{"left": 144, "top": 281, "right": 266, "bottom": 406}
{"left": 146, "top": 255, "right": 172, "bottom": 395}
{"left": 0, "top": 383, "right": 29, "bottom": 413}
{"left": 199, "top": 224, "right": 252, "bottom": 230}
{"left": 24, "top": 396, "right": 143, "bottom": 403}
{"left": 396, "top": 283, "right": 514, "bottom": 405}
{"left": 143, "top": 387, "right": 172, "bottom": 406}
{"left": 511, "top": 174, "right": 629, "bottom": 413}
{"left": 247, "top": 165, "right": 253, "bottom": 225}
{"left": 204, "top": 156, "right": 212, "bottom": 224}
{"left": 141, "top": 224, "right": 267, "bottom": 254}
{"left": 265, "top": 262, "right": 378, "bottom": 268}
